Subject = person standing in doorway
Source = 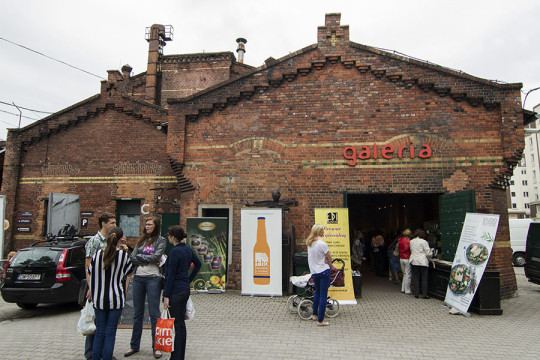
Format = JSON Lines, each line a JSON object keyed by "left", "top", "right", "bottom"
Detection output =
{"left": 306, "top": 224, "right": 333, "bottom": 327}
{"left": 84, "top": 212, "right": 117, "bottom": 360}
{"left": 163, "top": 225, "right": 201, "bottom": 360}
{"left": 371, "top": 231, "right": 385, "bottom": 277}
{"left": 409, "top": 229, "right": 431, "bottom": 299}
{"left": 399, "top": 229, "right": 413, "bottom": 294}
{"left": 88, "top": 226, "right": 133, "bottom": 360}
{"left": 125, "top": 216, "right": 167, "bottom": 359}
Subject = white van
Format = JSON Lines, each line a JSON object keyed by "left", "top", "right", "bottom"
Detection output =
{"left": 509, "top": 219, "right": 533, "bottom": 266}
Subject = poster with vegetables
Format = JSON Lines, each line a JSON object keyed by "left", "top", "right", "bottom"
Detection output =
{"left": 444, "top": 213, "right": 499, "bottom": 315}
{"left": 186, "top": 217, "right": 228, "bottom": 293}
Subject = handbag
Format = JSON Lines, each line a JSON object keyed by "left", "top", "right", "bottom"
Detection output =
{"left": 329, "top": 259, "right": 345, "bottom": 287}
{"left": 77, "top": 300, "right": 96, "bottom": 336}
{"left": 393, "top": 242, "right": 400, "bottom": 258}
{"left": 155, "top": 309, "right": 175, "bottom": 353}
{"left": 185, "top": 296, "right": 195, "bottom": 320}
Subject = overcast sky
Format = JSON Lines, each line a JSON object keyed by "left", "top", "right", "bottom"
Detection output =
{"left": 1, "top": 0, "right": 539, "bottom": 140}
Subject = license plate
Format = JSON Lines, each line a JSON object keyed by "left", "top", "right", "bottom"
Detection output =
{"left": 17, "top": 274, "right": 41, "bottom": 280}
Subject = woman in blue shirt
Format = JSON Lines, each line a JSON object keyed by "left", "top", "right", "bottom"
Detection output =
{"left": 163, "top": 225, "right": 201, "bottom": 360}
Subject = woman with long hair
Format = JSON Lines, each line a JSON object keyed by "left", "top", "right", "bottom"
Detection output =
{"left": 163, "top": 225, "right": 201, "bottom": 360}
{"left": 125, "top": 216, "right": 167, "bottom": 359}
{"left": 306, "top": 224, "right": 333, "bottom": 327}
{"left": 88, "top": 226, "right": 132, "bottom": 360}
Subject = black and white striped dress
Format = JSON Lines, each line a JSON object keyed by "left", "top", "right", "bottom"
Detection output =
{"left": 88, "top": 249, "right": 133, "bottom": 310}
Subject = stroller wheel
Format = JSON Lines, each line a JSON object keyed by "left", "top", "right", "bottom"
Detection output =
{"left": 297, "top": 299, "right": 314, "bottom": 320}
{"left": 325, "top": 298, "right": 340, "bottom": 318}
{"left": 287, "top": 295, "right": 301, "bottom": 313}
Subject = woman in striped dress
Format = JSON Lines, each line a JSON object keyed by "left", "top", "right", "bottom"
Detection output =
{"left": 88, "top": 226, "right": 133, "bottom": 360}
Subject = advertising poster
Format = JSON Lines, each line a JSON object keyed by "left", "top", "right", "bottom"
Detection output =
{"left": 186, "top": 217, "right": 229, "bottom": 293}
{"left": 314, "top": 208, "right": 356, "bottom": 305}
{"left": 444, "top": 213, "right": 500, "bottom": 315}
{"left": 241, "top": 208, "right": 282, "bottom": 297}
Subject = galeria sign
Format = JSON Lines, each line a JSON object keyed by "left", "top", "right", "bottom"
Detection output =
{"left": 343, "top": 142, "right": 432, "bottom": 166}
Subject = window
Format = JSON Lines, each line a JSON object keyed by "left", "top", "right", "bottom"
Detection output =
{"left": 524, "top": 192, "right": 529, "bottom": 197}
{"left": 533, "top": 171, "right": 537, "bottom": 184}
{"left": 521, "top": 157, "right": 526, "bottom": 167}
{"left": 510, "top": 180, "right": 515, "bottom": 185}
{"left": 529, "top": 137, "right": 534, "bottom": 147}
{"left": 523, "top": 180, "right": 528, "bottom": 186}
{"left": 511, "top": 192, "right": 516, "bottom": 197}
{"left": 522, "top": 170, "right": 527, "bottom": 175}
{"left": 531, "top": 154, "right": 535, "bottom": 168}
{"left": 117, "top": 200, "right": 141, "bottom": 238}
{"left": 525, "top": 204, "right": 530, "bottom": 209}
{"left": 536, "top": 188, "right": 539, "bottom": 201}
{"left": 512, "top": 203, "right": 517, "bottom": 209}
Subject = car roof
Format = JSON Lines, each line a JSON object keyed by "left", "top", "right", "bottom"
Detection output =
{"left": 26, "top": 238, "right": 88, "bottom": 249}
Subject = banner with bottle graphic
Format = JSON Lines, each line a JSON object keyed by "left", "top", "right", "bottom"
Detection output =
{"left": 314, "top": 208, "right": 357, "bottom": 305}
{"left": 186, "top": 217, "right": 229, "bottom": 293}
{"left": 444, "top": 213, "right": 499, "bottom": 315}
{"left": 240, "top": 208, "right": 282, "bottom": 297}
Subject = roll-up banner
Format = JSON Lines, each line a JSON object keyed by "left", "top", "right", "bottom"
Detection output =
{"left": 444, "top": 213, "right": 500, "bottom": 315}
{"left": 241, "top": 208, "right": 282, "bottom": 297}
{"left": 314, "top": 208, "right": 356, "bottom": 305}
{"left": 186, "top": 217, "right": 229, "bottom": 293}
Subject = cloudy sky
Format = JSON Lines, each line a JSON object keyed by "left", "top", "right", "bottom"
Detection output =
{"left": 1, "top": 0, "right": 539, "bottom": 140}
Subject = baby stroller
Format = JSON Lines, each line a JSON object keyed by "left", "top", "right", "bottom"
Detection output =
{"left": 287, "top": 258, "right": 344, "bottom": 320}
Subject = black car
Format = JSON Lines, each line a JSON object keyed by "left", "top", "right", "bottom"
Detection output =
{"left": 525, "top": 222, "right": 540, "bottom": 285}
{"left": 1, "top": 237, "right": 87, "bottom": 309}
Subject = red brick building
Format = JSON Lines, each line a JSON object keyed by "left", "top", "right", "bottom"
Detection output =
{"left": 1, "top": 15, "right": 533, "bottom": 298}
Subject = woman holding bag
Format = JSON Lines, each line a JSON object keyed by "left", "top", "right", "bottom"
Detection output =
{"left": 163, "top": 225, "right": 201, "bottom": 360}
{"left": 125, "top": 216, "right": 167, "bottom": 359}
{"left": 88, "top": 226, "right": 132, "bottom": 360}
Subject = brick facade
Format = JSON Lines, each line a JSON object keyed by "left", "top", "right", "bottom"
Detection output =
{"left": 1, "top": 14, "right": 526, "bottom": 298}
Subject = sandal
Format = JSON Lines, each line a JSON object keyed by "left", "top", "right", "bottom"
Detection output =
{"left": 317, "top": 321, "right": 330, "bottom": 326}
{"left": 311, "top": 315, "right": 318, "bottom": 321}
{"left": 154, "top": 350, "right": 163, "bottom": 359}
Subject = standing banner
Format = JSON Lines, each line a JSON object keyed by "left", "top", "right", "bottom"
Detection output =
{"left": 241, "top": 208, "right": 282, "bottom": 297}
{"left": 314, "top": 208, "right": 356, "bottom": 305}
{"left": 444, "top": 213, "right": 500, "bottom": 315}
{"left": 186, "top": 217, "right": 229, "bottom": 293}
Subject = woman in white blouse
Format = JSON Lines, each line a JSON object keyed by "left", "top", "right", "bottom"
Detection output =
{"left": 409, "top": 229, "right": 431, "bottom": 299}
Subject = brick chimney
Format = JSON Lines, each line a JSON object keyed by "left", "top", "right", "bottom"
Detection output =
{"left": 145, "top": 24, "right": 172, "bottom": 104}
{"left": 122, "top": 64, "right": 133, "bottom": 79}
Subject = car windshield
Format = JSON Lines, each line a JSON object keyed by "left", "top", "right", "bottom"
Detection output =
{"left": 9, "top": 248, "right": 61, "bottom": 267}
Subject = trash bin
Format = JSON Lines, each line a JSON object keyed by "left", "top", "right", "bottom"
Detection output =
{"left": 293, "top": 252, "right": 309, "bottom": 294}
{"left": 353, "top": 274, "right": 362, "bottom": 298}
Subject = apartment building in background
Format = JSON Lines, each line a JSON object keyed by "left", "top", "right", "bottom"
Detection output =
{"left": 509, "top": 103, "right": 540, "bottom": 219}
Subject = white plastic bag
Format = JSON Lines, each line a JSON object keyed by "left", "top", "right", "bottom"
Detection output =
{"left": 77, "top": 300, "right": 96, "bottom": 336}
{"left": 185, "top": 297, "right": 195, "bottom": 320}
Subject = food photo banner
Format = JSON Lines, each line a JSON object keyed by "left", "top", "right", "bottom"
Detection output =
{"left": 444, "top": 213, "right": 500, "bottom": 315}
{"left": 314, "top": 208, "right": 356, "bottom": 305}
{"left": 186, "top": 217, "right": 229, "bottom": 293}
{"left": 240, "top": 208, "right": 282, "bottom": 297}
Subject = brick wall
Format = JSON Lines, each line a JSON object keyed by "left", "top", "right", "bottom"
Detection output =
{"left": 168, "top": 18, "right": 522, "bottom": 297}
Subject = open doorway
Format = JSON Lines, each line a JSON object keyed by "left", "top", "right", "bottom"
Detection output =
{"left": 347, "top": 193, "right": 441, "bottom": 282}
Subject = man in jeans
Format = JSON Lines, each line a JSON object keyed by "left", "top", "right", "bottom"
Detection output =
{"left": 84, "top": 213, "right": 117, "bottom": 360}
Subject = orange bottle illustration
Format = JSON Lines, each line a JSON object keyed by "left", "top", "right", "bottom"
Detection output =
{"left": 253, "top": 217, "right": 270, "bottom": 285}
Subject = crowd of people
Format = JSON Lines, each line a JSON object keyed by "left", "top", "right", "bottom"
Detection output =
{"left": 84, "top": 213, "right": 200, "bottom": 360}
{"left": 352, "top": 227, "right": 433, "bottom": 299}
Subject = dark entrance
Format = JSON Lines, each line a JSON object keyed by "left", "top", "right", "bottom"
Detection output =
{"left": 347, "top": 193, "right": 441, "bottom": 282}
{"left": 347, "top": 193, "right": 441, "bottom": 236}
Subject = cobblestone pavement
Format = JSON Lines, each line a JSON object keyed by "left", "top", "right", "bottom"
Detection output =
{"left": 1, "top": 267, "right": 539, "bottom": 360}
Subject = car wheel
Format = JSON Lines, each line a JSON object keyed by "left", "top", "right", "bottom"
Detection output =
{"left": 512, "top": 252, "right": 526, "bottom": 267}
{"left": 16, "top": 302, "right": 38, "bottom": 310}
